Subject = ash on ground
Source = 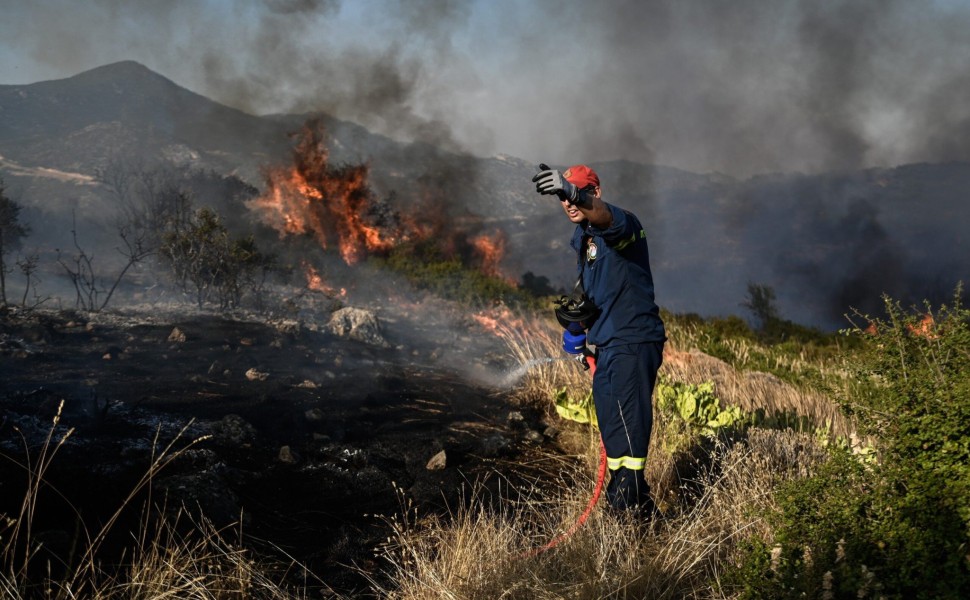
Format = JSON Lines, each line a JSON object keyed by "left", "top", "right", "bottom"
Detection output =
{"left": 0, "top": 295, "right": 560, "bottom": 594}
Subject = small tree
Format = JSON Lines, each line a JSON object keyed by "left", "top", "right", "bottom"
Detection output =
{"left": 96, "top": 160, "right": 192, "bottom": 253}
{"left": 741, "top": 281, "right": 780, "bottom": 330}
{"left": 15, "top": 251, "right": 46, "bottom": 309}
{"left": 0, "top": 177, "right": 32, "bottom": 306}
{"left": 160, "top": 208, "right": 276, "bottom": 309}
{"left": 56, "top": 212, "right": 152, "bottom": 312}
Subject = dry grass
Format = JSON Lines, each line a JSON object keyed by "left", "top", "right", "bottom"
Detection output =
{"left": 365, "top": 309, "right": 834, "bottom": 598}
{"left": 662, "top": 348, "right": 853, "bottom": 440}
{"left": 663, "top": 317, "right": 858, "bottom": 440}
{"left": 111, "top": 509, "right": 314, "bottom": 600}
{"left": 499, "top": 310, "right": 853, "bottom": 440}
{"left": 370, "top": 428, "right": 826, "bottom": 599}
{"left": 0, "top": 403, "right": 309, "bottom": 600}
{"left": 495, "top": 312, "right": 591, "bottom": 414}
{"left": 2, "top": 308, "right": 846, "bottom": 598}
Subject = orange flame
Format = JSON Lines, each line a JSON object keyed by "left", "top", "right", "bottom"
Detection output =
{"left": 248, "top": 121, "right": 393, "bottom": 265}
{"left": 907, "top": 313, "right": 937, "bottom": 339}
{"left": 472, "top": 230, "right": 509, "bottom": 281}
{"left": 248, "top": 119, "right": 515, "bottom": 284}
{"left": 302, "top": 260, "right": 346, "bottom": 297}
{"left": 303, "top": 261, "right": 327, "bottom": 292}
{"left": 865, "top": 313, "right": 938, "bottom": 339}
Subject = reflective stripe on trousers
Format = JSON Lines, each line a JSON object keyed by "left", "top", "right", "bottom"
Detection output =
{"left": 592, "top": 341, "right": 664, "bottom": 509}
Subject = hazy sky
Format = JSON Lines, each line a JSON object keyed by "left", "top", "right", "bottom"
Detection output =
{"left": 4, "top": 0, "right": 970, "bottom": 176}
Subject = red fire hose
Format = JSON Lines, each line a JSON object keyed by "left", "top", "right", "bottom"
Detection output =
{"left": 522, "top": 355, "right": 607, "bottom": 557}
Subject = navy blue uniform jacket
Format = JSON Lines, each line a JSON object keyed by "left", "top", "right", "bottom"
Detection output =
{"left": 570, "top": 202, "right": 666, "bottom": 347}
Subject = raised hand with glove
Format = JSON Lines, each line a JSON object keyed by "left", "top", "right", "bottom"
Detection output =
{"left": 533, "top": 166, "right": 580, "bottom": 204}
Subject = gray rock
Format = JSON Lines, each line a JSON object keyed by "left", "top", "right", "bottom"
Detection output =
{"left": 212, "top": 414, "right": 257, "bottom": 447}
{"left": 278, "top": 445, "right": 299, "bottom": 464}
{"left": 426, "top": 449, "right": 447, "bottom": 471}
{"left": 481, "top": 434, "right": 511, "bottom": 457}
{"left": 274, "top": 319, "right": 301, "bottom": 335}
{"left": 326, "top": 307, "right": 389, "bottom": 347}
{"left": 523, "top": 429, "right": 544, "bottom": 444}
{"left": 245, "top": 367, "right": 269, "bottom": 381}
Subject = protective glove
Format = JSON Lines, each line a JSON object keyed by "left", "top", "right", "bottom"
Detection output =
{"left": 562, "top": 321, "right": 587, "bottom": 355}
{"left": 532, "top": 168, "right": 579, "bottom": 204}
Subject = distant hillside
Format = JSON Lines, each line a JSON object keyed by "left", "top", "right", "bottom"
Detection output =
{"left": 0, "top": 61, "right": 388, "bottom": 181}
{"left": 0, "top": 62, "right": 967, "bottom": 328}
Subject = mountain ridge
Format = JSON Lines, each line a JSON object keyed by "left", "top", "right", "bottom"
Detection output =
{"left": 0, "top": 61, "right": 967, "bottom": 329}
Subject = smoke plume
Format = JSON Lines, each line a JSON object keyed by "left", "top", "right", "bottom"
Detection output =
{"left": 6, "top": 1, "right": 970, "bottom": 176}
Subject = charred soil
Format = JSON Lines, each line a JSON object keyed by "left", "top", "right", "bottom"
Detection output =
{"left": 0, "top": 302, "right": 551, "bottom": 595}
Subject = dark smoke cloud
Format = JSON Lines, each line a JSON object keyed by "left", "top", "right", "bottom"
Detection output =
{"left": 491, "top": 0, "right": 970, "bottom": 175}
{"left": 5, "top": 1, "right": 970, "bottom": 175}
{"left": 777, "top": 197, "right": 905, "bottom": 323}
{"left": 263, "top": 0, "right": 338, "bottom": 15}
{"left": 3, "top": 0, "right": 969, "bottom": 330}
{"left": 706, "top": 165, "right": 967, "bottom": 328}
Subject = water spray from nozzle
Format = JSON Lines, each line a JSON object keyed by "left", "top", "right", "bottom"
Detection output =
{"left": 500, "top": 355, "right": 584, "bottom": 388}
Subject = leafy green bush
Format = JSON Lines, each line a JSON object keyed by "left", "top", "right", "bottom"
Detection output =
{"left": 375, "top": 240, "right": 542, "bottom": 308}
{"left": 160, "top": 208, "right": 277, "bottom": 309}
{"left": 731, "top": 289, "right": 970, "bottom": 599}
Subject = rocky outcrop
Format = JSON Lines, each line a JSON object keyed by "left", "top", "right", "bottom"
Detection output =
{"left": 326, "top": 307, "right": 389, "bottom": 347}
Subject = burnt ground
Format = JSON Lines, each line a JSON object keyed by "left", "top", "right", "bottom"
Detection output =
{"left": 0, "top": 298, "right": 558, "bottom": 596}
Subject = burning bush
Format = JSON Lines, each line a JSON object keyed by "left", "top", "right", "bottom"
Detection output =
{"left": 376, "top": 239, "right": 538, "bottom": 309}
{"left": 247, "top": 120, "right": 513, "bottom": 285}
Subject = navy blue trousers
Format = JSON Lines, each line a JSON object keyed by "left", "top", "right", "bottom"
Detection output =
{"left": 592, "top": 341, "right": 664, "bottom": 510}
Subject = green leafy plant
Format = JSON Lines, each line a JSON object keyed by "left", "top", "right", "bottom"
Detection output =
{"left": 732, "top": 287, "right": 970, "bottom": 599}
{"left": 656, "top": 379, "right": 746, "bottom": 437}
{"left": 553, "top": 387, "right": 597, "bottom": 426}
{"left": 554, "top": 379, "right": 746, "bottom": 440}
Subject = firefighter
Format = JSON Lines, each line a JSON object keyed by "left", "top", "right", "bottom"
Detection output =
{"left": 533, "top": 164, "right": 666, "bottom": 517}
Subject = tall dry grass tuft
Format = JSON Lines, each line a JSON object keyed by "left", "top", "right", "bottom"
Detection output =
{"left": 370, "top": 428, "right": 827, "bottom": 599}
{"left": 0, "top": 406, "right": 308, "bottom": 599}
{"left": 663, "top": 316, "right": 856, "bottom": 439}
{"left": 115, "top": 509, "right": 315, "bottom": 600}
{"left": 500, "top": 309, "right": 853, "bottom": 439}
{"left": 2, "top": 400, "right": 76, "bottom": 590}
{"left": 496, "top": 312, "right": 590, "bottom": 414}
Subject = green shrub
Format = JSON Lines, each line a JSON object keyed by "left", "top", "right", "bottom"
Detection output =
{"left": 160, "top": 208, "right": 277, "bottom": 309}
{"left": 731, "top": 289, "right": 970, "bottom": 599}
{"left": 374, "top": 240, "right": 542, "bottom": 309}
